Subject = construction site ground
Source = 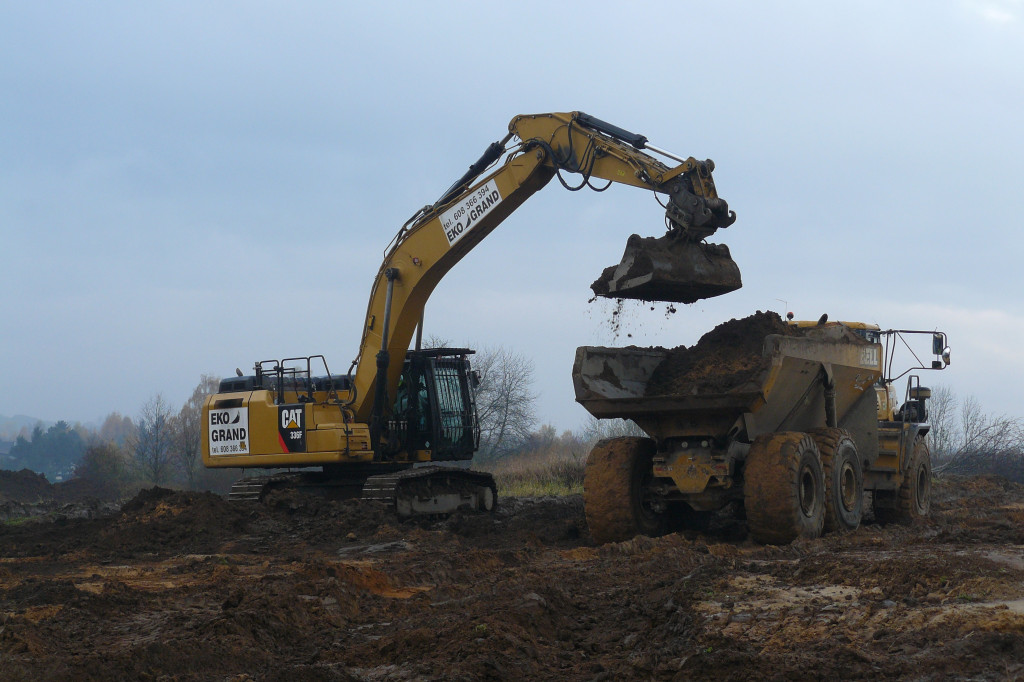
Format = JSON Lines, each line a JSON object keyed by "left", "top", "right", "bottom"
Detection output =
{"left": 2, "top": 473, "right": 1024, "bottom": 680}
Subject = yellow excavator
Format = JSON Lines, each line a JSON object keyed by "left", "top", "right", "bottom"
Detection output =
{"left": 201, "top": 111, "right": 740, "bottom": 514}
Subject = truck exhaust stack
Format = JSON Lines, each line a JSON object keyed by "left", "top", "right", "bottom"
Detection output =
{"left": 591, "top": 233, "right": 742, "bottom": 303}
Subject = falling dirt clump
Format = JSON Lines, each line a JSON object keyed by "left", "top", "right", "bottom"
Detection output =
{"left": 645, "top": 310, "right": 802, "bottom": 396}
{"left": 594, "top": 297, "right": 630, "bottom": 341}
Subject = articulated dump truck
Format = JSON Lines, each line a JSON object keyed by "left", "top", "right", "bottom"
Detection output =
{"left": 574, "top": 312, "right": 950, "bottom": 545}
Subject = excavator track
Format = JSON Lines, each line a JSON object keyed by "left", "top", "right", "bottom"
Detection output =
{"left": 228, "top": 466, "right": 497, "bottom": 518}
{"left": 227, "top": 464, "right": 407, "bottom": 503}
{"left": 362, "top": 466, "right": 497, "bottom": 518}
{"left": 228, "top": 473, "right": 304, "bottom": 502}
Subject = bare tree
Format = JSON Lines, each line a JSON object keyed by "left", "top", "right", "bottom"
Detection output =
{"left": 520, "top": 424, "right": 593, "bottom": 458}
{"left": 423, "top": 334, "right": 450, "bottom": 349}
{"left": 472, "top": 345, "right": 537, "bottom": 460}
{"left": 927, "top": 385, "right": 957, "bottom": 460}
{"left": 419, "top": 338, "right": 539, "bottom": 460}
{"left": 176, "top": 374, "right": 221, "bottom": 490}
{"left": 579, "top": 415, "right": 647, "bottom": 446}
{"left": 524, "top": 423, "right": 559, "bottom": 452}
{"left": 929, "top": 385, "right": 1024, "bottom": 481}
{"left": 132, "top": 394, "right": 176, "bottom": 485}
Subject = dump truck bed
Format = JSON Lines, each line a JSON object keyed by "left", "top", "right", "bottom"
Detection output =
{"left": 573, "top": 322, "right": 884, "bottom": 460}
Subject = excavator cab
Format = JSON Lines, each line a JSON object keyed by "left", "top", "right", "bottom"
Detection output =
{"left": 385, "top": 349, "right": 480, "bottom": 462}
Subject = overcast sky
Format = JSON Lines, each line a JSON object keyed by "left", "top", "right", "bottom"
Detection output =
{"left": 2, "top": 1, "right": 1022, "bottom": 431}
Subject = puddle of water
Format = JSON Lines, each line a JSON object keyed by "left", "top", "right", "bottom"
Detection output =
{"left": 999, "top": 599, "right": 1024, "bottom": 614}
{"left": 984, "top": 548, "right": 1024, "bottom": 571}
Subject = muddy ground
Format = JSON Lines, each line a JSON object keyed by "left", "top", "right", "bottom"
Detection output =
{"left": 2, "top": 475, "right": 1024, "bottom": 681}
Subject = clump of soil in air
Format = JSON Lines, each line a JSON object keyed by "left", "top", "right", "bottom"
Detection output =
{"left": 645, "top": 310, "right": 802, "bottom": 396}
{"left": 608, "top": 299, "right": 625, "bottom": 337}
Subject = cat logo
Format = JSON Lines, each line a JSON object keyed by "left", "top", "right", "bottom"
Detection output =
{"left": 277, "top": 404, "right": 307, "bottom": 453}
{"left": 281, "top": 407, "right": 303, "bottom": 429}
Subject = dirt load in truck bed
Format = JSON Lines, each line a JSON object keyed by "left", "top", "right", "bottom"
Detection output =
{"left": 644, "top": 310, "right": 803, "bottom": 396}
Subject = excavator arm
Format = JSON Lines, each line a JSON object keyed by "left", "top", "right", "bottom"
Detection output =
{"left": 351, "top": 111, "right": 741, "bottom": 430}
{"left": 509, "top": 112, "right": 735, "bottom": 241}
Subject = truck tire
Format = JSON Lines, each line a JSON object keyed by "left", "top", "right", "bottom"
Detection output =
{"left": 809, "top": 428, "right": 863, "bottom": 533}
{"left": 584, "top": 436, "right": 665, "bottom": 544}
{"left": 875, "top": 437, "right": 931, "bottom": 524}
{"left": 744, "top": 432, "right": 825, "bottom": 544}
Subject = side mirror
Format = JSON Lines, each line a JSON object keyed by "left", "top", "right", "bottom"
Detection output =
{"left": 932, "top": 333, "right": 945, "bottom": 355}
{"left": 942, "top": 348, "right": 951, "bottom": 366}
{"left": 470, "top": 370, "right": 481, "bottom": 389}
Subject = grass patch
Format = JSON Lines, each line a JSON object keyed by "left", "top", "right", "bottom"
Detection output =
{"left": 478, "top": 447, "right": 585, "bottom": 497}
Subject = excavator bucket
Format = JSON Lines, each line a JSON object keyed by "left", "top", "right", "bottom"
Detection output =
{"left": 591, "top": 234, "right": 742, "bottom": 303}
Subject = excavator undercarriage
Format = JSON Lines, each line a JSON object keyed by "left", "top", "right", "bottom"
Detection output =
{"left": 228, "top": 464, "right": 496, "bottom": 517}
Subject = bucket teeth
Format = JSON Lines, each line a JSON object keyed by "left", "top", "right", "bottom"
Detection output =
{"left": 592, "top": 234, "right": 742, "bottom": 303}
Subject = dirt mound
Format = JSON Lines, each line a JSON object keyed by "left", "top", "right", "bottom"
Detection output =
{"left": 645, "top": 310, "right": 801, "bottom": 396}
{"left": 0, "top": 469, "right": 53, "bottom": 503}
{"left": 0, "top": 468, "right": 130, "bottom": 505}
{"left": 422, "top": 495, "right": 585, "bottom": 550}
{"left": 52, "top": 477, "right": 119, "bottom": 502}
{"left": 110, "top": 487, "right": 260, "bottom": 555}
